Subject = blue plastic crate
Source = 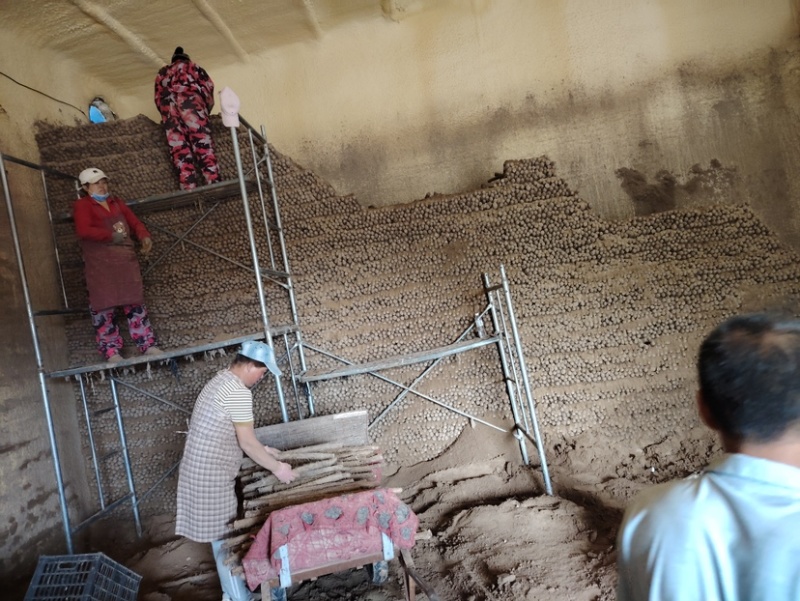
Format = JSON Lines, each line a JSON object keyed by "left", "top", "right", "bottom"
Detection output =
{"left": 24, "top": 553, "right": 141, "bottom": 601}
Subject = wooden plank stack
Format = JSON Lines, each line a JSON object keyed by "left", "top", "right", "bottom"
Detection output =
{"left": 221, "top": 443, "right": 383, "bottom": 565}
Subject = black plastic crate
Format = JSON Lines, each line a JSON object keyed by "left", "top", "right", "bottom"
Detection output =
{"left": 24, "top": 553, "right": 141, "bottom": 601}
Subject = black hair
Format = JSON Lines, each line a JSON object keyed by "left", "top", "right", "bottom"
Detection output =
{"left": 698, "top": 313, "right": 800, "bottom": 442}
{"left": 231, "top": 353, "right": 266, "bottom": 369}
{"left": 171, "top": 46, "right": 190, "bottom": 62}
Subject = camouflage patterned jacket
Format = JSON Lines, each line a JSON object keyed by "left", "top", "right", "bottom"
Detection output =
{"left": 154, "top": 59, "right": 215, "bottom": 118}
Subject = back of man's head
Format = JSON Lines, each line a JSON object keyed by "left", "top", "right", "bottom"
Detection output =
{"left": 698, "top": 313, "right": 800, "bottom": 443}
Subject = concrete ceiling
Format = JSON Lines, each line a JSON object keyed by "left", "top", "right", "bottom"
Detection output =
{"left": 5, "top": 0, "right": 403, "bottom": 92}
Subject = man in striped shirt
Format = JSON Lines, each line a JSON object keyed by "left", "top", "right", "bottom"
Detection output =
{"left": 176, "top": 341, "right": 297, "bottom": 601}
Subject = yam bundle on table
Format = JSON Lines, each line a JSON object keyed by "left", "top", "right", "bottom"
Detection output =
{"left": 221, "top": 443, "right": 383, "bottom": 565}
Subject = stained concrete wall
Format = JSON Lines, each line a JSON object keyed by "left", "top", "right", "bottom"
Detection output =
{"left": 113, "top": 1, "right": 800, "bottom": 248}
{"left": 0, "top": 27, "right": 97, "bottom": 590}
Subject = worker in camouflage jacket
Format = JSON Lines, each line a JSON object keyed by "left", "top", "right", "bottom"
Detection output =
{"left": 154, "top": 46, "right": 220, "bottom": 190}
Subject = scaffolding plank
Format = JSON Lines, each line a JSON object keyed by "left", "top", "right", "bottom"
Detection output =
{"left": 254, "top": 410, "right": 369, "bottom": 450}
{"left": 126, "top": 178, "right": 258, "bottom": 213}
{"left": 298, "top": 336, "right": 499, "bottom": 383}
{"left": 52, "top": 178, "right": 258, "bottom": 223}
{"left": 46, "top": 326, "right": 298, "bottom": 379}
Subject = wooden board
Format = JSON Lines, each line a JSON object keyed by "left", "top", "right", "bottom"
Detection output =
{"left": 264, "top": 551, "right": 386, "bottom": 589}
{"left": 254, "top": 410, "right": 369, "bottom": 450}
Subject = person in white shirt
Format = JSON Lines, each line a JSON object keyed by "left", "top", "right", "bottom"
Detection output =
{"left": 617, "top": 313, "right": 800, "bottom": 601}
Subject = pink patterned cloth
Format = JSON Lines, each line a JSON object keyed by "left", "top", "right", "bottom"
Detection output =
{"left": 243, "top": 488, "right": 418, "bottom": 591}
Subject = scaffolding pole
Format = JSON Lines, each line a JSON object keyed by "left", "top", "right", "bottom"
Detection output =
{"left": 4, "top": 110, "right": 309, "bottom": 552}
{"left": 298, "top": 266, "right": 554, "bottom": 495}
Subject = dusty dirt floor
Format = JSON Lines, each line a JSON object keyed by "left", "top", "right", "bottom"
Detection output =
{"left": 115, "top": 414, "right": 719, "bottom": 601}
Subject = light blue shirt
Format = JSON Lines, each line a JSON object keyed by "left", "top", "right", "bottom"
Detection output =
{"left": 617, "top": 453, "right": 800, "bottom": 601}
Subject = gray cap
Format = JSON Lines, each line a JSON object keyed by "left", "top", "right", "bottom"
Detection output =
{"left": 240, "top": 341, "right": 281, "bottom": 376}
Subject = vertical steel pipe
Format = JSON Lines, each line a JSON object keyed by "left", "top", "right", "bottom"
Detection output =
{"left": 78, "top": 375, "right": 106, "bottom": 509}
{"left": 40, "top": 170, "right": 69, "bottom": 307}
{"left": 108, "top": 377, "right": 142, "bottom": 536}
{"left": 248, "top": 128, "right": 277, "bottom": 269}
{"left": 260, "top": 125, "right": 314, "bottom": 417}
{"left": 230, "top": 126, "right": 289, "bottom": 421}
{"left": 483, "top": 272, "right": 530, "bottom": 466}
{"left": 499, "top": 265, "right": 553, "bottom": 495}
{"left": 493, "top": 285, "right": 531, "bottom": 432}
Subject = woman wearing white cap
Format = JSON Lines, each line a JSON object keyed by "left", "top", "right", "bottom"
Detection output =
{"left": 73, "top": 167, "right": 163, "bottom": 362}
{"left": 176, "top": 341, "right": 297, "bottom": 601}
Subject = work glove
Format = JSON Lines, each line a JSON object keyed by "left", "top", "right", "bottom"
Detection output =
{"left": 273, "top": 462, "right": 298, "bottom": 484}
{"left": 111, "top": 231, "right": 125, "bottom": 244}
{"left": 140, "top": 237, "right": 153, "bottom": 254}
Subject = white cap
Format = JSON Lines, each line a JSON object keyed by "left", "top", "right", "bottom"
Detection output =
{"left": 219, "top": 86, "right": 241, "bottom": 128}
{"left": 239, "top": 341, "right": 281, "bottom": 376}
{"left": 79, "top": 167, "right": 109, "bottom": 185}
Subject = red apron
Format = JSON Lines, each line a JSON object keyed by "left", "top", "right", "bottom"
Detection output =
{"left": 81, "top": 210, "right": 145, "bottom": 310}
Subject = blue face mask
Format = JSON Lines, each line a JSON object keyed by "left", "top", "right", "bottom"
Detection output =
{"left": 91, "top": 193, "right": 109, "bottom": 202}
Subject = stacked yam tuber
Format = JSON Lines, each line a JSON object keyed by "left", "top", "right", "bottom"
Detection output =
{"left": 33, "top": 113, "right": 800, "bottom": 518}
{"left": 221, "top": 443, "right": 383, "bottom": 565}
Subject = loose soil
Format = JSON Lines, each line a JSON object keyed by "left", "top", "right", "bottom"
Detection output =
{"left": 126, "top": 421, "right": 719, "bottom": 601}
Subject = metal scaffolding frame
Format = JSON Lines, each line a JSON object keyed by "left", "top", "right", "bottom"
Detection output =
{"left": 1, "top": 116, "right": 310, "bottom": 553}
{"left": 297, "top": 264, "right": 552, "bottom": 495}
{"left": 3, "top": 118, "right": 552, "bottom": 556}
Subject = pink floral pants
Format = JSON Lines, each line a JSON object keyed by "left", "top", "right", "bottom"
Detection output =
{"left": 90, "top": 304, "right": 157, "bottom": 359}
{"left": 163, "top": 106, "right": 220, "bottom": 190}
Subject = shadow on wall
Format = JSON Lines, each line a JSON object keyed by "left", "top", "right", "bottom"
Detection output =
{"left": 615, "top": 160, "right": 739, "bottom": 216}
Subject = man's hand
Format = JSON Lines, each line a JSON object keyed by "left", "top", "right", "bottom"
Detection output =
{"left": 234, "top": 423, "right": 296, "bottom": 483}
{"left": 140, "top": 237, "right": 153, "bottom": 254}
{"left": 273, "top": 462, "right": 297, "bottom": 484}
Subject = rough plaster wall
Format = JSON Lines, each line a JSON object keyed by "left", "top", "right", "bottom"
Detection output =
{"left": 34, "top": 116, "right": 800, "bottom": 549}
{"left": 0, "top": 28, "right": 101, "bottom": 586}
{"left": 104, "top": 1, "right": 800, "bottom": 250}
